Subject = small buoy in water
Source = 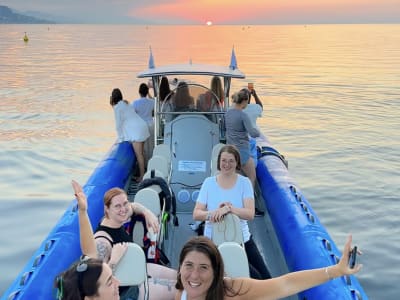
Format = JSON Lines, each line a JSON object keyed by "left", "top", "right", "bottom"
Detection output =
{"left": 23, "top": 32, "right": 29, "bottom": 42}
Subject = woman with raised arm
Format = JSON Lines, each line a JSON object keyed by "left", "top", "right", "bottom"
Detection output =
{"left": 175, "top": 235, "right": 362, "bottom": 300}
{"left": 225, "top": 89, "right": 260, "bottom": 189}
{"left": 54, "top": 180, "right": 176, "bottom": 300}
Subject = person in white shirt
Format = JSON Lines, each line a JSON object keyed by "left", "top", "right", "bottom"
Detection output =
{"left": 132, "top": 83, "right": 155, "bottom": 167}
{"left": 110, "top": 88, "right": 149, "bottom": 182}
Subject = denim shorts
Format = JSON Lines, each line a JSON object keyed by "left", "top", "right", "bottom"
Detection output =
{"left": 238, "top": 146, "right": 251, "bottom": 165}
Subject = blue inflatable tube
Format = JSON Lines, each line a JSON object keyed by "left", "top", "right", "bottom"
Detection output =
{"left": 3, "top": 142, "right": 135, "bottom": 300}
{"left": 256, "top": 146, "right": 368, "bottom": 300}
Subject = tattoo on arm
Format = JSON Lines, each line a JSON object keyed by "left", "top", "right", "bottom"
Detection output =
{"left": 96, "top": 239, "right": 111, "bottom": 262}
{"left": 150, "top": 278, "right": 175, "bottom": 291}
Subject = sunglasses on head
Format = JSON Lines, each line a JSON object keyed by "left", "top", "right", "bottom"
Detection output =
{"left": 55, "top": 255, "right": 92, "bottom": 300}
{"left": 77, "top": 255, "right": 91, "bottom": 297}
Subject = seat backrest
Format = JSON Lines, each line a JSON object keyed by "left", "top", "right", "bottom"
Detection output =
{"left": 211, "top": 143, "right": 225, "bottom": 175}
{"left": 212, "top": 213, "right": 243, "bottom": 246}
{"left": 134, "top": 188, "right": 162, "bottom": 216}
{"left": 153, "top": 144, "right": 171, "bottom": 165}
{"left": 132, "top": 188, "right": 161, "bottom": 246}
{"left": 218, "top": 242, "right": 250, "bottom": 278}
{"left": 114, "top": 242, "right": 149, "bottom": 286}
{"left": 143, "top": 169, "right": 165, "bottom": 181}
{"left": 147, "top": 155, "right": 169, "bottom": 180}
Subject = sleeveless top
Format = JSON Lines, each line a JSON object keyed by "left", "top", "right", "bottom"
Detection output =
{"left": 94, "top": 224, "right": 136, "bottom": 299}
{"left": 94, "top": 224, "right": 131, "bottom": 245}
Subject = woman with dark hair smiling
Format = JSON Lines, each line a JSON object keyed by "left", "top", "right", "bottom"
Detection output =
{"left": 175, "top": 236, "right": 362, "bottom": 300}
{"left": 54, "top": 256, "right": 120, "bottom": 300}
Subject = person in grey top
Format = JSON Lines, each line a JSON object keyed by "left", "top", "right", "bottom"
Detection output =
{"left": 225, "top": 88, "right": 260, "bottom": 188}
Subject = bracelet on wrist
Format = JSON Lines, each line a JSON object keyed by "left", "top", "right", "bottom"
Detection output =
{"left": 325, "top": 267, "right": 332, "bottom": 280}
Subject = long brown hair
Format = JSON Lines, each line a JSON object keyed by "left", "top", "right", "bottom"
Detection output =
{"left": 174, "top": 81, "right": 194, "bottom": 109}
{"left": 159, "top": 76, "right": 171, "bottom": 101}
{"left": 211, "top": 76, "right": 224, "bottom": 102}
{"left": 176, "top": 236, "right": 225, "bottom": 300}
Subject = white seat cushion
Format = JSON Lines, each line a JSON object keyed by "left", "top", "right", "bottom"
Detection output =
{"left": 218, "top": 242, "right": 250, "bottom": 278}
{"left": 114, "top": 242, "right": 148, "bottom": 286}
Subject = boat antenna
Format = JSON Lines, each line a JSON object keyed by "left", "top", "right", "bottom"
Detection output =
{"left": 229, "top": 46, "right": 237, "bottom": 70}
{"left": 148, "top": 46, "right": 155, "bottom": 69}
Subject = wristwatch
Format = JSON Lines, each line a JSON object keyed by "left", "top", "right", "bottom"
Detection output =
{"left": 206, "top": 211, "right": 212, "bottom": 221}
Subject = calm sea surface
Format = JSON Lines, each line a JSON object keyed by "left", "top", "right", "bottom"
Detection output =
{"left": 0, "top": 24, "right": 399, "bottom": 299}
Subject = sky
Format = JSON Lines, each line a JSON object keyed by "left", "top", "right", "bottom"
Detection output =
{"left": 1, "top": 0, "right": 399, "bottom": 25}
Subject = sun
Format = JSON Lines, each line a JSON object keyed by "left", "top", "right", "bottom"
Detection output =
{"left": 206, "top": 21, "right": 212, "bottom": 26}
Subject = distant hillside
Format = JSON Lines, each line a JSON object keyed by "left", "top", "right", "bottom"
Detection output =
{"left": 0, "top": 5, "right": 55, "bottom": 24}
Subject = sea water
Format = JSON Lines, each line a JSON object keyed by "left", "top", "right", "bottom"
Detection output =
{"left": 0, "top": 24, "right": 399, "bottom": 299}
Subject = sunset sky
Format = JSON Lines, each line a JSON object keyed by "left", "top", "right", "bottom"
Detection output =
{"left": 2, "top": 0, "right": 399, "bottom": 24}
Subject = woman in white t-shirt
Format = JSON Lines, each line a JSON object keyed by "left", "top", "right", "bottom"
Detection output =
{"left": 193, "top": 144, "right": 270, "bottom": 280}
{"left": 110, "top": 88, "right": 149, "bottom": 182}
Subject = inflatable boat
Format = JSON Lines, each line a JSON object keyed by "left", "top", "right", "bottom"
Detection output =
{"left": 3, "top": 50, "right": 368, "bottom": 300}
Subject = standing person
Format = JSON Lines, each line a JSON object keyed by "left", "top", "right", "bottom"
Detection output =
{"left": 174, "top": 235, "right": 362, "bottom": 300}
{"left": 243, "top": 85, "right": 263, "bottom": 130}
{"left": 193, "top": 145, "right": 271, "bottom": 280}
{"left": 225, "top": 89, "right": 260, "bottom": 189}
{"left": 110, "top": 88, "right": 149, "bottom": 182}
{"left": 159, "top": 76, "right": 173, "bottom": 102}
{"left": 133, "top": 83, "right": 155, "bottom": 124}
{"left": 65, "top": 180, "right": 177, "bottom": 300}
{"left": 132, "top": 83, "right": 155, "bottom": 165}
{"left": 243, "top": 85, "right": 263, "bottom": 168}
{"left": 210, "top": 76, "right": 224, "bottom": 104}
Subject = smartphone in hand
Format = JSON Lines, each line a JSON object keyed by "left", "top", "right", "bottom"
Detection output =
{"left": 248, "top": 82, "right": 254, "bottom": 91}
{"left": 348, "top": 246, "right": 357, "bottom": 268}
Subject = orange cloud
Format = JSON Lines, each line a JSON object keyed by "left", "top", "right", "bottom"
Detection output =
{"left": 127, "top": 0, "right": 400, "bottom": 24}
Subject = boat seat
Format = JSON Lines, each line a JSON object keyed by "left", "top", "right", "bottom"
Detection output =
{"left": 132, "top": 188, "right": 162, "bottom": 247}
{"left": 114, "top": 242, "right": 149, "bottom": 299}
{"left": 218, "top": 242, "right": 250, "bottom": 278}
{"left": 212, "top": 213, "right": 244, "bottom": 246}
{"left": 153, "top": 144, "right": 171, "bottom": 165}
{"left": 147, "top": 155, "right": 170, "bottom": 180}
{"left": 211, "top": 143, "right": 225, "bottom": 175}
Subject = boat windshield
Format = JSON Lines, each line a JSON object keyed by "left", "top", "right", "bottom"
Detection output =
{"left": 160, "top": 83, "right": 223, "bottom": 115}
